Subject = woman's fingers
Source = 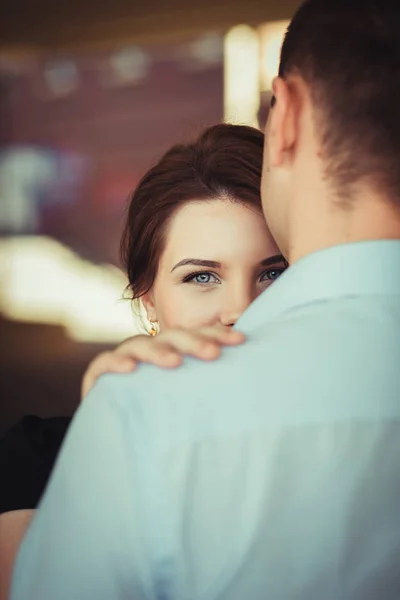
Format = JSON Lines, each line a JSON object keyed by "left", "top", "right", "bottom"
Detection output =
{"left": 196, "top": 326, "right": 245, "bottom": 346}
{"left": 154, "top": 327, "right": 245, "bottom": 360}
{"left": 81, "top": 352, "right": 137, "bottom": 399}
{"left": 117, "top": 327, "right": 245, "bottom": 362}
{"left": 81, "top": 327, "right": 246, "bottom": 400}
{"left": 116, "top": 335, "right": 184, "bottom": 367}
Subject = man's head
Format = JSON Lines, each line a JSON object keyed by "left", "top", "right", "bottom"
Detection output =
{"left": 262, "top": 0, "right": 400, "bottom": 261}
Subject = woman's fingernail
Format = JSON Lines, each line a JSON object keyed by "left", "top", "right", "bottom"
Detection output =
{"left": 202, "top": 343, "right": 221, "bottom": 357}
{"left": 227, "top": 331, "right": 245, "bottom": 341}
{"left": 163, "top": 352, "right": 182, "bottom": 364}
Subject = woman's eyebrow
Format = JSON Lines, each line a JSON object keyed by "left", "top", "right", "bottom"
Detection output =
{"left": 171, "top": 258, "right": 221, "bottom": 272}
{"left": 260, "top": 254, "right": 287, "bottom": 267}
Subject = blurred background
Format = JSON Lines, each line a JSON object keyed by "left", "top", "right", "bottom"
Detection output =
{"left": 0, "top": 0, "right": 301, "bottom": 436}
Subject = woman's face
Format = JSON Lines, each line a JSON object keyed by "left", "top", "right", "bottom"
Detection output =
{"left": 143, "top": 199, "right": 286, "bottom": 331}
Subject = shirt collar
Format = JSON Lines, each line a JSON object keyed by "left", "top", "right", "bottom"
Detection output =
{"left": 236, "top": 240, "right": 400, "bottom": 331}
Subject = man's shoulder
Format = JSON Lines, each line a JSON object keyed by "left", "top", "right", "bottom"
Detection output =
{"left": 96, "top": 292, "right": 400, "bottom": 400}
{"left": 85, "top": 294, "right": 400, "bottom": 442}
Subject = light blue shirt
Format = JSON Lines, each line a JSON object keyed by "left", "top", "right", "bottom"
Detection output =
{"left": 11, "top": 241, "right": 400, "bottom": 600}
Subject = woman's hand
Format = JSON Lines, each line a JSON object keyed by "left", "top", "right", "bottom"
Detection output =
{"left": 81, "top": 327, "right": 245, "bottom": 400}
{"left": 0, "top": 510, "right": 34, "bottom": 600}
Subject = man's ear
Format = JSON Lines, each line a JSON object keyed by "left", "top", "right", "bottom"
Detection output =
{"left": 268, "top": 76, "right": 297, "bottom": 168}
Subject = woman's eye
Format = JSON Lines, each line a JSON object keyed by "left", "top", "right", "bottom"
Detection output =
{"left": 193, "top": 272, "right": 218, "bottom": 284}
{"left": 185, "top": 272, "right": 219, "bottom": 285}
{"left": 260, "top": 267, "right": 285, "bottom": 282}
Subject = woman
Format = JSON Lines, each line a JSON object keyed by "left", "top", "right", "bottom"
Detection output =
{"left": 82, "top": 122, "right": 287, "bottom": 394}
{"left": 0, "top": 123, "right": 287, "bottom": 599}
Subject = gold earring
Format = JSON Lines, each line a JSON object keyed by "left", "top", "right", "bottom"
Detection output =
{"left": 149, "top": 321, "right": 158, "bottom": 336}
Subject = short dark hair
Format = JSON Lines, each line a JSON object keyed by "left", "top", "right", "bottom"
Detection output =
{"left": 279, "top": 0, "right": 400, "bottom": 201}
{"left": 121, "top": 123, "right": 264, "bottom": 299}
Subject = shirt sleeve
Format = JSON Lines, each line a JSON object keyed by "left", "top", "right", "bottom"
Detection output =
{"left": 10, "top": 376, "right": 160, "bottom": 600}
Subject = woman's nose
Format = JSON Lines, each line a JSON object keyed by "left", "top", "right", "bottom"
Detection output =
{"left": 219, "top": 288, "right": 255, "bottom": 327}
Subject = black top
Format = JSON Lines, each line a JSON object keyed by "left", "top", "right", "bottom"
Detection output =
{"left": 0, "top": 415, "right": 71, "bottom": 514}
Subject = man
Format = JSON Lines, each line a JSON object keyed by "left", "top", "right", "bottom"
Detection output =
{"left": 10, "top": 1, "right": 400, "bottom": 598}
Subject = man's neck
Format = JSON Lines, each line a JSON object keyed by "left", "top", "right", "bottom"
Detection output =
{"left": 288, "top": 190, "right": 400, "bottom": 265}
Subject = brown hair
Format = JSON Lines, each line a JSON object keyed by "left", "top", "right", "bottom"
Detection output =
{"left": 121, "top": 123, "right": 264, "bottom": 300}
{"left": 279, "top": 0, "right": 400, "bottom": 201}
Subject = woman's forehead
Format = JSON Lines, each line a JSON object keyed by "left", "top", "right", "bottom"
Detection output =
{"left": 159, "top": 199, "right": 277, "bottom": 267}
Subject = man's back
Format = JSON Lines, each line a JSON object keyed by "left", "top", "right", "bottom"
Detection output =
{"left": 11, "top": 241, "right": 400, "bottom": 600}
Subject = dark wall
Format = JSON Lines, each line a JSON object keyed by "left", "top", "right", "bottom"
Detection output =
{"left": 0, "top": 0, "right": 301, "bottom": 51}
{"left": 0, "top": 37, "right": 224, "bottom": 435}
{"left": 0, "top": 317, "right": 110, "bottom": 437}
